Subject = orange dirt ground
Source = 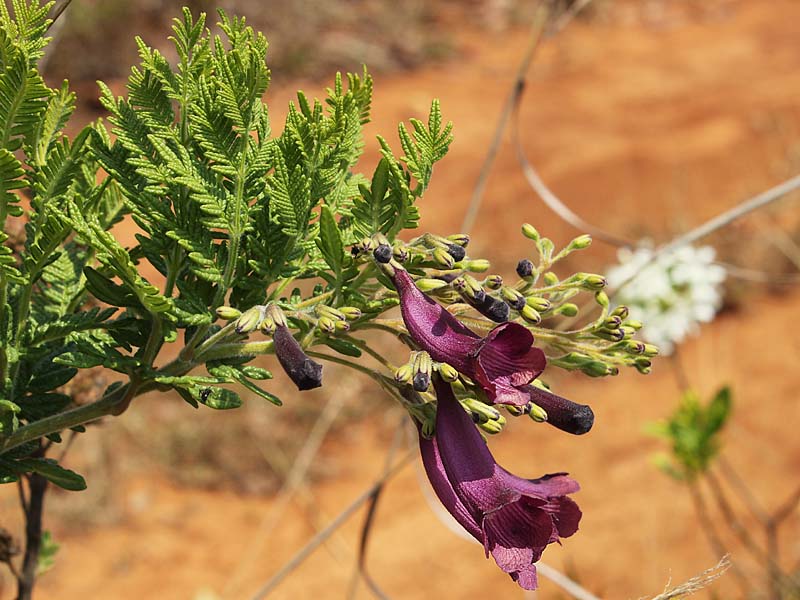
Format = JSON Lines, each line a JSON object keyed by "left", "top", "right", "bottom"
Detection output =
{"left": 3, "top": 1, "right": 800, "bottom": 598}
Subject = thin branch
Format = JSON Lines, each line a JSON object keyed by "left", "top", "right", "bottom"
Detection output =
{"left": 222, "top": 394, "right": 346, "bottom": 598}
{"left": 460, "top": 2, "right": 551, "bottom": 234}
{"left": 249, "top": 451, "right": 415, "bottom": 600}
{"left": 346, "top": 417, "right": 405, "bottom": 600}
{"left": 657, "top": 174, "right": 800, "bottom": 257}
{"left": 716, "top": 457, "right": 769, "bottom": 526}
{"left": 770, "top": 482, "right": 800, "bottom": 526}
{"left": 48, "top": 0, "right": 74, "bottom": 27}
{"left": 687, "top": 481, "right": 753, "bottom": 594}
{"left": 16, "top": 473, "right": 47, "bottom": 600}
{"left": 512, "top": 101, "right": 633, "bottom": 247}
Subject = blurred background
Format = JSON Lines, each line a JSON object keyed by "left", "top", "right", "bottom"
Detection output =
{"left": 2, "top": 0, "right": 800, "bottom": 598}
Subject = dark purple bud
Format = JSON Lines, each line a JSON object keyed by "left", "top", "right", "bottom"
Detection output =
{"left": 373, "top": 244, "right": 393, "bottom": 264}
{"left": 516, "top": 259, "right": 534, "bottom": 278}
{"left": 527, "top": 385, "right": 594, "bottom": 435}
{"left": 412, "top": 371, "right": 430, "bottom": 392}
{"left": 475, "top": 295, "right": 510, "bottom": 323}
{"left": 273, "top": 324, "right": 323, "bottom": 391}
{"left": 447, "top": 243, "right": 466, "bottom": 262}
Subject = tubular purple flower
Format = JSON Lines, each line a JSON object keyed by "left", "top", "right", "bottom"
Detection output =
{"left": 391, "top": 268, "right": 545, "bottom": 406}
{"left": 527, "top": 385, "right": 594, "bottom": 435}
{"left": 272, "top": 324, "right": 323, "bottom": 391}
{"left": 419, "top": 379, "right": 581, "bottom": 590}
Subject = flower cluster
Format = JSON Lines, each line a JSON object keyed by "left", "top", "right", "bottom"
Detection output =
{"left": 606, "top": 244, "right": 726, "bottom": 354}
{"left": 379, "top": 250, "right": 595, "bottom": 590}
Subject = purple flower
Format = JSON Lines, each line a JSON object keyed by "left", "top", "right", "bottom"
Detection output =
{"left": 392, "top": 268, "right": 545, "bottom": 406}
{"left": 273, "top": 324, "right": 323, "bottom": 391}
{"left": 419, "top": 378, "right": 581, "bottom": 590}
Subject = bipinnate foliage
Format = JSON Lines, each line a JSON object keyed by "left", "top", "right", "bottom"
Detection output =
{"left": 0, "top": 2, "right": 653, "bottom": 494}
{"left": 651, "top": 386, "right": 732, "bottom": 480}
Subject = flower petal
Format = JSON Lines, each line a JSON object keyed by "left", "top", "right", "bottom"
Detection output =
{"left": 393, "top": 269, "right": 480, "bottom": 373}
{"left": 418, "top": 429, "right": 483, "bottom": 541}
{"left": 483, "top": 496, "right": 555, "bottom": 558}
{"left": 473, "top": 323, "right": 546, "bottom": 405}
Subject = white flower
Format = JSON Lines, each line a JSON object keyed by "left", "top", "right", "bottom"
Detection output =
{"left": 605, "top": 244, "right": 726, "bottom": 354}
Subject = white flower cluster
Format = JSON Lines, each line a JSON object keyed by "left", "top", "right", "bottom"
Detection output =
{"left": 605, "top": 244, "right": 727, "bottom": 354}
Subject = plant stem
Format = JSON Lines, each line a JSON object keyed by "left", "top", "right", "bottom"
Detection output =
{"left": 16, "top": 472, "right": 47, "bottom": 600}
{"left": 0, "top": 383, "right": 137, "bottom": 455}
{"left": 688, "top": 480, "right": 752, "bottom": 594}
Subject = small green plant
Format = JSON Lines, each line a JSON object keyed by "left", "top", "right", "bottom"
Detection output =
{"left": 650, "top": 386, "right": 731, "bottom": 480}
{"left": 0, "top": 2, "right": 655, "bottom": 596}
{"left": 652, "top": 386, "right": 800, "bottom": 598}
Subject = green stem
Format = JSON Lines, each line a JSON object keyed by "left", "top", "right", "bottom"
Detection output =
{"left": 0, "top": 273, "right": 7, "bottom": 388}
{"left": 0, "top": 382, "right": 152, "bottom": 454}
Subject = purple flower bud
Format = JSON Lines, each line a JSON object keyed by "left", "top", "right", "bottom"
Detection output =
{"left": 272, "top": 325, "right": 323, "bottom": 391}
{"left": 447, "top": 243, "right": 466, "bottom": 262}
{"left": 516, "top": 259, "right": 534, "bottom": 278}
{"left": 526, "top": 385, "right": 594, "bottom": 435}
{"left": 418, "top": 379, "right": 581, "bottom": 590}
{"left": 474, "top": 295, "right": 510, "bottom": 323}
{"left": 412, "top": 371, "right": 430, "bottom": 392}
{"left": 373, "top": 244, "right": 393, "bottom": 264}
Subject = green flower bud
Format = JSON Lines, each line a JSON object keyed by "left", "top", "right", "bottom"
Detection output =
{"left": 506, "top": 403, "right": 532, "bottom": 417}
{"left": 583, "top": 360, "right": 612, "bottom": 377}
{"left": 392, "top": 244, "right": 409, "bottom": 262}
{"left": 437, "top": 362, "right": 460, "bottom": 382}
{"left": 264, "top": 304, "right": 288, "bottom": 328}
{"left": 625, "top": 340, "right": 646, "bottom": 354}
{"left": 526, "top": 296, "right": 552, "bottom": 312}
{"left": 582, "top": 274, "right": 607, "bottom": 290}
{"left": 543, "top": 271, "right": 559, "bottom": 286}
{"left": 595, "top": 291, "right": 610, "bottom": 308}
{"left": 643, "top": 343, "right": 659, "bottom": 357}
{"left": 315, "top": 304, "right": 346, "bottom": 321}
{"left": 432, "top": 247, "right": 455, "bottom": 269}
{"left": 479, "top": 415, "right": 506, "bottom": 435}
{"left": 339, "top": 307, "right": 363, "bottom": 320}
{"left": 520, "top": 304, "right": 542, "bottom": 324}
{"left": 216, "top": 306, "right": 242, "bottom": 320}
{"left": 421, "top": 418, "right": 436, "bottom": 439}
{"left": 415, "top": 278, "right": 449, "bottom": 292}
{"left": 318, "top": 316, "right": 337, "bottom": 334}
{"left": 567, "top": 234, "right": 592, "bottom": 251}
{"left": 603, "top": 316, "right": 622, "bottom": 329}
{"left": 465, "top": 259, "right": 490, "bottom": 272}
{"left": 500, "top": 287, "right": 526, "bottom": 310}
{"left": 463, "top": 398, "right": 502, "bottom": 422}
{"left": 484, "top": 274, "right": 503, "bottom": 290}
{"left": 594, "top": 328, "right": 625, "bottom": 342}
{"left": 635, "top": 358, "right": 651, "bottom": 374}
{"left": 625, "top": 319, "right": 643, "bottom": 331}
{"left": 528, "top": 403, "right": 548, "bottom": 423}
{"left": 538, "top": 238, "right": 555, "bottom": 260}
{"left": 557, "top": 303, "right": 579, "bottom": 317}
{"left": 611, "top": 305, "right": 630, "bottom": 319}
{"left": 395, "top": 364, "right": 413, "bottom": 384}
{"left": 235, "top": 306, "right": 266, "bottom": 334}
{"left": 619, "top": 325, "right": 636, "bottom": 339}
{"left": 259, "top": 316, "right": 277, "bottom": 335}
{"left": 334, "top": 320, "right": 350, "bottom": 332}
{"left": 522, "top": 223, "right": 540, "bottom": 241}
{"left": 446, "top": 233, "right": 470, "bottom": 247}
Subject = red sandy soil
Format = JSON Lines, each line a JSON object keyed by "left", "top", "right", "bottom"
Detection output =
{"left": 3, "top": 1, "right": 800, "bottom": 598}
